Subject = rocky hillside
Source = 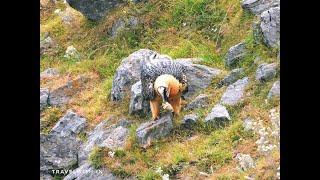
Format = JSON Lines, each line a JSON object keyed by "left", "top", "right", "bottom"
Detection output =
{"left": 40, "top": 0, "right": 280, "bottom": 179}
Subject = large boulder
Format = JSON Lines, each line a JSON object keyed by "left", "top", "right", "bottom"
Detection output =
{"left": 50, "top": 110, "right": 87, "bottom": 137}
{"left": 260, "top": 7, "right": 280, "bottom": 48}
{"left": 40, "top": 134, "right": 81, "bottom": 175}
{"left": 136, "top": 112, "right": 173, "bottom": 147}
{"left": 177, "top": 60, "right": 221, "bottom": 98}
{"left": 204, "top": 104, "right": 231, "bottom": 125}
{"left": 218, "top": 68, "right": 244, "bottom": 87}
{"left": 225, "top": 42, "right": 247, "bottom": 68}
{"left": 64, "top": 162, "right": 117, "bottom": 180}
{"left": 48, "top": 75, "right": 89, "bottom": 106}
{"left": 78, "top": 118, "right": 129, "bottom": 165}
{"left": 111, "top": 49, "right": 157, "bottom": 101}
{"left": 267, "top": 80, "right": 280, "bottom": 99}
{"left": 111, "top": 49, "right": 221, "bottom": 101}
{"left": 129, "top": 81, "right": 150, "bottom": 116}
{"left": 40, "top": 88, "right": 50, "bottom": 111}
{"left": 185, "top": 94, "right": 210, "bottom": 111}
{"left": 255, "top": 63, "right": 278, "bottom": 82}
{"left": 241, "top": 0, "right": 280, "bottom": 15}
{"left": 66, "top": 0, "right": 142, "bottom": 21}
{"left": 220, "top": 77, "right": 249, "bottom": 106}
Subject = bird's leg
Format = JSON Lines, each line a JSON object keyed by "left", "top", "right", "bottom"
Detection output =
{"left": 150, "top": 96, "right": 160, "bottom": 121}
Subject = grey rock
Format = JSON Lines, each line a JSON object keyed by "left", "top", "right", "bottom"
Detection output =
{"left": 50, "top": 110, "right": 87, "bottom": 137}
{"left": 40, "top": 88, "right": 50, "bottom": 111}
{"left": 41, "top": 68, "right": 59, "bottom": 79}
{"left": 185, "top": 94, "right": 210, "bottom": 110}
{"left": 204, "top": 104, "right": 231, "bottom": 125}
{"left": 241, "top": 0, "right": 280, "bottom": 15}
{"left": 110, "top": 19, "right": 126, "bottom": 37}
{"left": 220, "top": 77, "right": 249, "bottom": 106}
{"left": 235, "top": 153, "right": 255, "bottom": 171}
{"left": 40, "top": 36, "right": 57, "bottom": 56}
{"left": 111, "top": 49, "right": 157, "bottom": 101}
{"left": 136, "top": 112, "right": 173, "bottom": 146}
{"left": 243, "top": 117, "right": 254, "bottom": 131}
{"left": 225, "top": 42, "right": 247, "bottom": 68}
{"left": 99, "top": 126, "right": 129, "bottom": 150}
{"left": 260, "top": 7, "right": 280, "bottom": 48}
{"left": 49, "top": 75, "right": 89, "bottom": 106}
{"left": 59, "top": 7, "right": 77, "bottom": 25}
{"left": 78, "top": 118, "right": 129, "bottom": 165}
{"left": 129, "top": 81, "right": 150, "bottom": 116}
{"left": 255, "top": 63, "right": 277, "bottom": 82}
{"left": 64, "top": 45, "right": 81, "bottom": 60}
{"left": 111, "top": 49, "right": 221, "bottom": 101}
{"left": 182, "top": 114, "right": 198, "bottom": 129}
{"left": 66, "top": 0, "right": 128, "bottom": 21}
{"left": 117, "top": 118, "right": 131, "bottom": 128}
{"left": 177, "top": 60, "right": 221, "bottom": 98}
{"left": 63, "top": 162, "right": 117, "bottom": 180}
{"left": 267, "top": 80, "right": 280, "bottom": 99}
{"left": 40, "top": 133, "right": 81, "bottom": 174}
{"left": 128, "top": 16, "right": 139, "bottom": 27}
{"left": 109, "top": 17, "right": 139, "bottom": 37}
{"left": 219, "top": 68, "right": 244, "bottom": 87}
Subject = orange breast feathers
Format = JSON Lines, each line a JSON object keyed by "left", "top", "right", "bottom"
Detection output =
{"left": 154, "top": 74, "right": 181, "bottom": 97}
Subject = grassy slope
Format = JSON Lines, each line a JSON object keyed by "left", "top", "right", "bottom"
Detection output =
{"left": 40, "top": 0, "right": 279, "bottom": 179}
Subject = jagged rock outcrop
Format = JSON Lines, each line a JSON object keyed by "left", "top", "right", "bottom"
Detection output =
{"left": 177, "top": 60, "right": 221, "bottom": 98}
{"left": 50, "top": 110, "right": 87, "bottom": 137}
{"left": 204, "top": 104, "right": 231, "bottom": 125}
{"left": 136, "top": 112, "right": 173, "bottom": 147}
{"left": 78, "top": 118, "right": 129, "bottom": 165}
{"left": 129, "top": 81, "right": 150, "bottom": 116}
{"left": 220, "top": 77, "right": 249, "bottom": 106}
{"left": 218, "top": 68, "right": 244, "bottom": 87}
{"left": 225, "top": 42, "right": 247, "bottom": 68}
{"left": 40, "top": 88, "right": 50, "bottom": 111}
{"left": 185, "top": 94, "right": 210, "bottom": 111}
{"left": 241, "top": 0, "right": 280, "bottom": 15}
{"left": 66, "top": 0, "right": 142, "bottom": 21}
{"left": 182, "top": 114, "right": 198, "bottom": 129}
{"left": 111, "top": 49, "right": 221, "bottom": 102}
{"left": 267, "top": 80, "right": 280, "bottom": 99}
{"left": 255, "top": 63, "right": 277, "bottom": 82}
{"left": 41, "top": 111, "right": 87, "bottom": 177}
{"left": 260, "top": 7, "right": 280, "bottom": 48}
{"left": 48, "top": 75, "right": 89, "bottom": 106}
{"left": 111, "top": 49, "right": 155, "bottom": 101}
{"left": 63, "top": 162, "right": 117, "bottom": 180}
{"left": 40, "top": 134, "right": 81, "bottom": 174}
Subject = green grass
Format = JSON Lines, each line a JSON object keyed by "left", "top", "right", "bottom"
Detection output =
{"left": 40, "top": 0, "right": 279, "bottom": 178}
{"left": 89, "top": 146, "right": 105, "bottom": 169}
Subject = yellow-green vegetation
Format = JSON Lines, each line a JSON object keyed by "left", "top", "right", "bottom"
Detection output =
{"left": 41, "top": 0, "right": 279, "bottom": 179}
